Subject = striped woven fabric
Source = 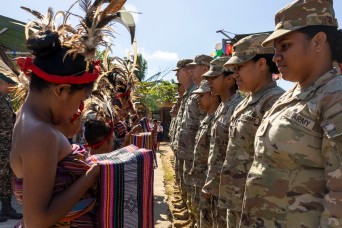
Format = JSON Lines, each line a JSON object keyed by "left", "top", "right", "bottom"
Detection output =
{"left": 13, "top": 144, "right": 98, "bottom": 227}
{"left": 129, "top": 132, "right": 157, "bottom": 167}
{"left": 114, "top": 121, "right": 127, "bottom": 138}
{"left": 87, "top": 145, "right": 154, "bottom": 228}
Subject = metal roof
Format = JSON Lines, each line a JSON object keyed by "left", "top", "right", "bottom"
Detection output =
{"left": 0, "top": 15, "right": 27, "bottom": 53}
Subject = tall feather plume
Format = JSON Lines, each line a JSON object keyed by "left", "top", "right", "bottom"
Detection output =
{"left": 108, "top": 56, "right": 140, "bottom": 96}
{"left": 63, "top": 0, "right": 134, "bottom": 61}
{"left": 21, "top": 6, "right": 66, "bottom": 39}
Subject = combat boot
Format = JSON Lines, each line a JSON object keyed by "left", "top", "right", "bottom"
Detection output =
{"left": 173, "top": 209, "right": 189, "bottom": 220}
{"left": 173, "top": 219, "right": 192, "bottom": 228}
{"left": 171, "top": 198, "right": 183, "bottom": 206}
{"left": 0, "top": 198, "right": 22, "bottom": 219}
{"left": 0, "top": 216, "right": 7, "bottom": 223}
{"left": 172, "top": 201, "right": 186, "bottom": 209}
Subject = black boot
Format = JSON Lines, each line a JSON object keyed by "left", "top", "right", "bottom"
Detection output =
{"left": 0, "top": 197, "right": 22, "bottom": 219}
{"left": 0, "top": 215, "right": 7, "bottom": 223}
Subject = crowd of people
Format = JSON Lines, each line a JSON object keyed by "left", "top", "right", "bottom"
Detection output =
{"left": 0, "top": 0, "right": 341, "bottom": 227}
{"left": 0, "top": 0, "right": 159, "bottom": 227}
{"left": 168, "top": 0, "right": 342, "bottom": 227}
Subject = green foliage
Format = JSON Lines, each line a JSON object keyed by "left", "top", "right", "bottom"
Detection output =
{"left": 135, "top": 81, "right": 177, "bottom": 112}
{"left": 134, "top": 54, "right": 148, "bottom": 81}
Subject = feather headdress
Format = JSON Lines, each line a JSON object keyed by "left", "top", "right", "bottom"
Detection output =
{"left": 63, "top": 0, "right": 136, "bottom": 61}
{"left": 83, "top": 88, "right": 116, "bottom": 124}
{"left": 0, "top": 60, "right": 29, "bottom": 110}
{"left": 21, "top": 0, "right": 136, "bottom": 62}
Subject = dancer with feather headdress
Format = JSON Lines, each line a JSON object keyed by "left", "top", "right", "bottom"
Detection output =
{"left": 10, "top": 0, "right": 135, "bottom": 226}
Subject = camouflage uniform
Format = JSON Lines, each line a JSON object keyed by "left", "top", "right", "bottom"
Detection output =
{"left": 240, "top": 1, "right": 342, "bottom": 227}
{"left": 219, "top": 82, "right": 284, "bottom": 226}
{"left": 0, "top": 92, "right": 15, "bottom": 200}
{"left": 189, "top": 112, "right": 216, "bottom": 227}
{"left": 218, "top": 34, "right": 285, "bottom": 227}
{"left": 203, "top": 94, "right": 242, "bottom": 227}
{"left": 178, "top": 55, "right": 212, "bottom": 185}
{"left": 186, "top": 79, "right": 216, "bottom": 227}
{"left": 177, "top": 92, "right": 206, "bottom": 182}
{"left": 171, "top": 59, "right": 193, "bottom": 199}
{"left": 241, "top": 68, "right": 342, "bottom": 228}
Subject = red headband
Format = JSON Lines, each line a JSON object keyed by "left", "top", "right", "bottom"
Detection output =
{"left": 84, "top": 122, "right": 114, "bottom": 149}
{"left": 16, "top": 57, "right": 101, "bottom": 84}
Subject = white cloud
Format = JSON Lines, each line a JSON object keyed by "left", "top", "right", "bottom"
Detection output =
{"left": 148, "top": 50, "right": 178, "bottom": 61}
{"left": 138, "top": 49, "right": 178, "bottom": 61}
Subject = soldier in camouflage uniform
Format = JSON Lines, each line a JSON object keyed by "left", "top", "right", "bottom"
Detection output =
{"left": 219, "top": 34, "right": 285, "bottom": 227}
{"left": 170, "top": 59, "right": 193, "bottom": 217}
{"left": 176, "top": 54, "right": 212, "bottom": 221}
{"left": 188, "top": 80, "right": 220, "bottom": 227}
{"left": 202, "top": 57, "right": 243, "bottom": 227}
{"left": 240, "top": 0, "right": 342, "bottom": 227}
{"left": 0, "top": 73, "right": 22, "bottom": 222}
{"left": 168, "top": 105, "right": 176, "bottom": 142}
{"left": 170, "top": 83, "right": 184, "bottom": 152}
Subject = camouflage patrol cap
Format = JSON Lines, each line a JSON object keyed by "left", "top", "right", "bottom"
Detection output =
{"left": 224, "top": 34, "right": 274, "bottom": 67}
{"left": 192, "top": 80, "right": 211, "bottom": 94}
{"left": 202, "top": 56, "right": 230, "bottom": 78}
{"left": 173, "top": 59, "right": 193, "bottom": 71}
{"left": 187, "top": 54, "right": 213, "bottom": 67}
{"left": 262, "top": 0, "right": 338, "bottom": 47}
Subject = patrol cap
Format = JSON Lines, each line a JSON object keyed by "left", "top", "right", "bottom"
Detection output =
{"left": 224, "top": 34, "right": 274, "bottom": 67}
{"left": 187, "top": 54, "right": 213, "bottom": 67}
{"left": 202, "top": 57, "right": 230, "bottom": 78}
{"left": 0, "top": 73, "right": 17, "bottom": 85}
{"left": 192, "top": 80, "right": 211, "bottom": 94}
{"left": 262, "top": 0, "right": 338, "bottom": 47}
{"left": 173, "top": 59, "right": 193, "bottom": 71}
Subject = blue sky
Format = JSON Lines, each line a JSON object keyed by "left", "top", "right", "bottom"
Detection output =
{"left": 3, "top": 0, "right": 342, "bottom": 91}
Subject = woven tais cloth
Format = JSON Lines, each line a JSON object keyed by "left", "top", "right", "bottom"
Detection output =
{"left": 87, "top": 145, "right": 154, "bottom": 228}
{"left": 13, "top": 144, "right": 98, "bottom": 227}
{"left": 129, "top": 132, "right": 157, "bottom": 167}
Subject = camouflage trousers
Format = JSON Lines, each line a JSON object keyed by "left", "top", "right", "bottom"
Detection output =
{"left": 175, "top": 158, "right": 188, "bottom": 201}
{"left": 174, "top": 156, "right": 181, "bottom": 185}
{"left": 212, "top": 196, "right": 227, "bottom": 228}
{"left": 227, "top": 209, "right": 241, "bottom": 228}
{"left": 190, "top": 186, "right": 200, "bottom": 226}
{"left": 0, "top": 152, "right": 13, "bottom": 199}
{"left": 183, "top": 159, "right": 194, "bottom": 213}
{"left": 199, "top": 192, "right": 214, "bottom": 228}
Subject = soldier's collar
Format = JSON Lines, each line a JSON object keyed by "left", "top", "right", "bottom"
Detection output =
{"left": 249, "top": 81, "right": 278, "bottom": 104}
{"left": 295, "top": 67, "right": 339, "bottom": 100}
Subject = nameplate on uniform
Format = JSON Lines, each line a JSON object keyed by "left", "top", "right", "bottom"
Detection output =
{"left": 284, "top": 111, "right": 315, "bottom": 130}
{"left": 239, "top": 114, "right": 260, "bottom": 125}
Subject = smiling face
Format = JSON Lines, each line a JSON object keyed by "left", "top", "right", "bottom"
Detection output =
{"left": 273, "top": 31, "right": 316, "bottom": 83}
{"left": 232, "top": 61, "right": 259, "bottom": 93}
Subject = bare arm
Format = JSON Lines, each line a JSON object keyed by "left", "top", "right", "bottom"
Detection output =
{"left": 20, "top": 127, "right": 99, "bottom": 227}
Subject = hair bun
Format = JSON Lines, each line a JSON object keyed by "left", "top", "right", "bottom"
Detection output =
{"left": 26, "top": 31, "right": 61, "bottom": 57}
